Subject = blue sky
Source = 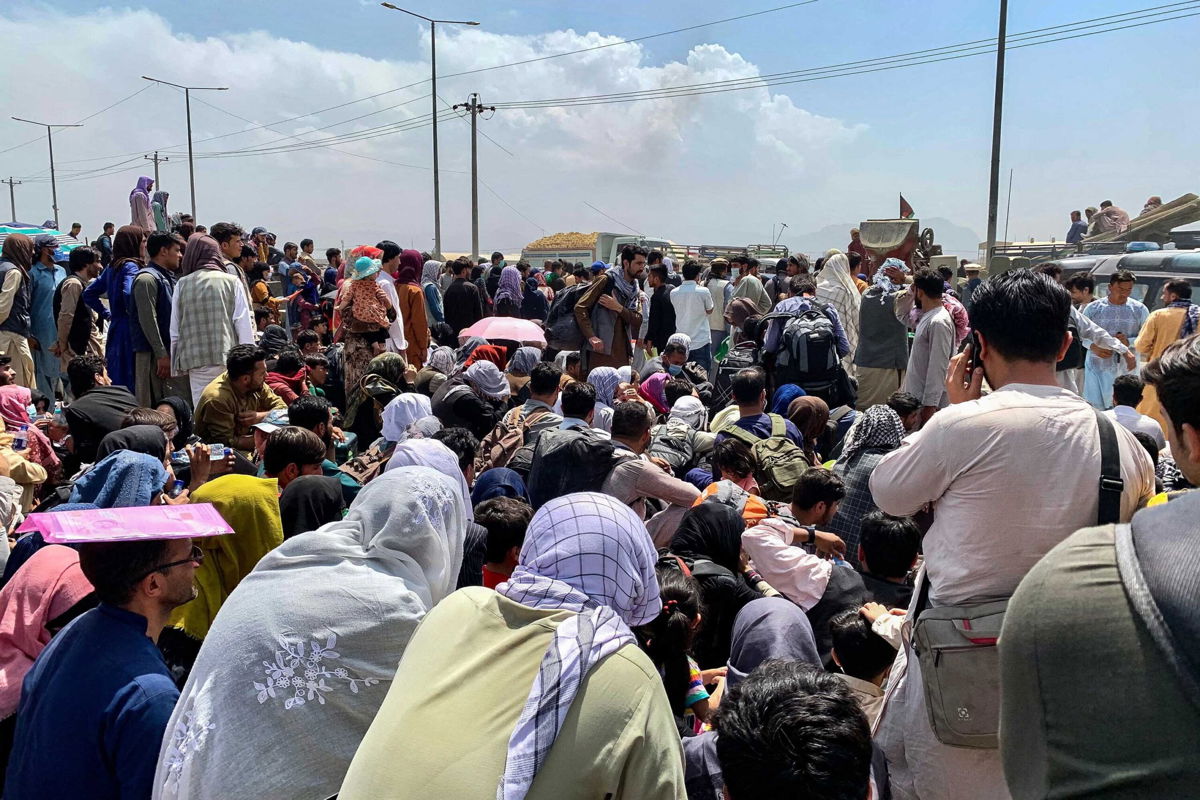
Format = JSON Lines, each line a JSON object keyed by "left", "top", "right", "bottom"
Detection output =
{"left": 2, "top": 0, "right": 1196, "bottom": 254}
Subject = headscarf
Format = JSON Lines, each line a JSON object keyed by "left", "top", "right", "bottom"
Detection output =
{"left": 384, "top": 439, "right": 473, "bottom": 521}
{"left": 421, "top": 260, "right": 442, "bottom": 287}
{"left": 495, "top": 493, "right": 660, "bottom": 799}
{"left": 838, "top": 403, "right": 905, "bottom": 465}
{"left": 494, "top": 266, "right": 523, "bottom": 308}
{"left": 409, "top": 415, "right": 443, "bottom": 439}
{"left": 380, "top": 393, "right": 433, "bottom": 442}
{"left": 0, "top": 545, "right": 95, "bottom": 719}
{"left": 153, "top": 467, "right": 465, "bottom": 799}
{"left": 553, "top": 350, "right": 577, "bottom": 372}
{"left": 180, "top": 233, "right": 223, "bottom": 276}
{"left": 470, "top": 467, "right": 529, "bottom": 505}
{"left": 726, "top": 597, "right": 821, "bottom": 689}
{"left": 68, "top": 450, "right": 168, "bottom": 508}
{"left": 158, "top": 396, "right": 194, "bottom": 450}
{"left": 769, "top": 384, "right": 806, "bottom": 416}
{"left": 0, "top": 232, "right": 34, "bottom": 275}
{"left": 723, "top": 297, "right": 759, "bottom": 330}
{"left": 427, "top": 346, "right": 456, "bottom": 376}
{"left": 112, "top": 225, "right": 146, "bottom": 268}
{"left": 786, "top": 395, "right": 831, "bottom": 464}
{"left": 464, "top": 344, "right": 507, "bottom": 370}
{"left": 670, "top": 503, "right": 745, "bottom": 574}
{"left": 344, "top": 352, "right": 408, "bottom": 429}
{"left": 871, "top": 257, "right": 909, "bottom": 299}
{"left": 669, "top": 395, "right": 708, "bottom": 431}
{"left": 396, "top": 249, "right": 423, "bottom": 286}
{"left": 278, "top": 475, "right": 345, "bottom": 539}
{"left": 167, "top": 475, "right": 283, "bottom": 641}
{"left": 616, "top": 365, "right": 632, "bottom": 383}
{"left": 1169, "top": 299, "right": 1200, "bottom": 339}
{"left": 457, "top": 336, "right": 488, "bottom": 365}
{"left": 464, "top": 361, "right": 510, "bottom": 402}
{"left": 259, "top": 325, "right": 289, "bottom": 358}
{"left": 507, "top": 346, "right": 541, "bottom": 376}
{"left": 587, "top": 366, "right": 620, "bottom": 409}
{"left": 0, "top": 385, "right": 58, "bottom": 470}
{"left": 95, "top": 424, "right": 169, "bottom": 462}
{"left": 130, "top": 176, "right": 153, "bottom": 205}
{"left": 666, "top": 332, "right": 692, "bottom": 351}
{"left": 638, "top": 371, "right": 671, "bottom": 414}
{"left": 816, "top": 252, "right": 861, "bottom": 352}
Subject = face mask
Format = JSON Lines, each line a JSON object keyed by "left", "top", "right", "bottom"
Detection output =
{"left": 667, "top": 363, "right": 683, "bottom": 376}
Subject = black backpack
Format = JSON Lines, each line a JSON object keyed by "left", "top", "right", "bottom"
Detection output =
{"left": 543, "top": 283, "right": 590, "bottom": 351}
{"left": 764, "top": 303, "right": 841, "bottom": 385}
{"left": 711, "top": 343, "right": 760, "bottom": 411}
{"left": 527, "top": 428, "right": 630, "bottom": 509}
{"left": 648, "top": 419, "right": 699, "bottom": 476}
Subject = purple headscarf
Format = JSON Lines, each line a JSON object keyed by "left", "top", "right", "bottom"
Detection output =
{"left": 494, "top": 265, "right": 522, "bottom": 308}
{"left": 130, "top": 176, "right": 153, "bottom": 204}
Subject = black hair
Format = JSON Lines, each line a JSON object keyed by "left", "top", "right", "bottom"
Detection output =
{"left": 303, "top": 354, "right": 329, "bottom": 370}
{"left": 454, "top": 259, "right": 472, "bottom": 276}
{"left": 682, "top": 260, "right": 702, "bottom": 281}
{"left": 647, "top": 250, "right": 664, "bottom": 265}
{"left": 475, "top": 496, "right": 532, "bottom": 563}
{"left": 432, "top": 427, "right": 478, "bottom": 473}
{"left": 147, "top": 232, "right": 184, "bottom": 258}
{"left": 225, "top": 344, "right": 266, "bottom": 380}
{"left": 103, "top": 222, "right": 114, "bottom": 231}
{"left": 649, "top": 264, "right": 669, "bottom": 282}
{"left": 1143, "top": 334, "right": 1200, "bottom": 436}
{"left": 611, "top": 401, "right": 652, "bottom": 438}
{"left": 713, "top": 438, "right": 754, "bottom": 479}
{"left": 1112, "top": 373, "right": 1145, "bottom": 407}
{"left": 1109, "top": 269, "right": 1136, "bottom": 285}
{"left": 731, "top": 367, "right": 766, "bottom": 405}
{"left": 715, "top": 660, "right": 872, "bottom": 800}
{"left": 792, "top": 469, "right": 845, "bottom": 510}
{"left": 561, "top": 380, "right": 597, "bottom": 419}
{"left": 1132, "top": 431, "right": 1160, "bottom": 466}
{"left": 120, "top": 408, "right": 174, "bottom": 440}
{"left": 283, "top": 242, "right": 298, "bottom": 252}
{"left": 913, "top": 269, "right": 944, "bottom": 298}
{"left": 635, "top": 565, "right": 702, "bottom": 714}
{"left": 296, "top": 330, "right": 320, "bottom": 350}
{"left": 529, "top": 362, "right": 562, "bottom": 396}
{"left": 67, "top": 246, "right": 98, "bottom": 272}
{"left": 858, "top": 511, "right": 920, "bottom": 578}
{"left": 78, "top": 540, "right": 174, "bottom": 605}
{"left": 619, "top": 243, "right": 648, "bottom": 267}
{"left": 968, "top": 269, "right": 1071, "bottom": 364}
{"left": 300, "top": 238, "right": 313, "bottom": 249}
{"left": 885, "top": 391, "right": 921, "bottom": 419}
{"left": 491, "top": 251, "right": 504, "bottom": 261}
{"left": 848, "top": 251, "right": 862, "bottom": 271}
{"left": 67, "top": 353, "right": 106, "bottom": 397}
{"left": 830, "top": 611, "right": 898, "bottom": 682}
{"left": 664, "top": 377, "right": 694, "bottom": 409}
{"left": 273, "top": 348, "right": 304, "bottom": 375}
{"left": 208, "top": 221, "right": 244, "bottom": 244}
{"left": 325, "top": 247, "right": 341, "bottom": 261}
{"left": 789, "top": 276, "right": 817, "bottom": 296}
{"left": 376, "top": 240, "right": 402, "bottom": 263}
{"left": 1063, "top": 273, "right": 1095, "bottom": 294}
{"left": 288, "top": 394, "right": 332, "bottom": 433}
{"left": 1039, "top": 263, "right": 1063, "bottom": 281}
{"left": 254, "top": 308, "right": 271, "bottom": 326}
{"left": 1165, "top": 279, "right": 1192, "bottom": 300}
{"left": 563, "top": 352, "right": 582, "bottom": 371}
{"left": 937, "top": 266, "right": 954, "bottom": 282}
{"left": 429, "top": 322, "right": 459, "bottom": 348}
{"left": 239, "top": 244, "right": 256, "bottom": 262}
{"left": 263, "top": 426, "right": 327, "bottom": 475}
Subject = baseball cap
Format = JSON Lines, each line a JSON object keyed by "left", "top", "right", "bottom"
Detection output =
{"left": 591, "top": 260, "right": 606, "bottom": 273}
{"left": 252, "top": 409, "right": 290, "bottom": 434}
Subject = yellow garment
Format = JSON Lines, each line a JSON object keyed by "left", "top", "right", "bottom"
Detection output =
{"left": 1134, "top": 306, "right": 1187, "bottom": 429}
{"left": 167, "top": 474, "right": 282, "bottom": 640}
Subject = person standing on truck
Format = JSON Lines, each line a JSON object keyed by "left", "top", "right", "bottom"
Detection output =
{"left": 575, "top": 245, "right": 646, "bottom": 372}
{"left": 1065, "top": 210, "right": 1088, "bottom": 244}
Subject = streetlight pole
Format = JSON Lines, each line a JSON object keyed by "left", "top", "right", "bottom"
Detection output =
{"left": 11, "top": 117, "right": 83, "bottom": 229}
{"left": 984, "top": 0, "right": 1008, "bottom": 269}
{"left": 381, "top": 4, "right": 479, "bottom": 258}
{"left": 142, "top": 76, "right": 228, "bottom": 222}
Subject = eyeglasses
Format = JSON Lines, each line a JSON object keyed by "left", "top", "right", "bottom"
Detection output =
{"left": 135, "top": 544, "right": 204, "bottom": 582}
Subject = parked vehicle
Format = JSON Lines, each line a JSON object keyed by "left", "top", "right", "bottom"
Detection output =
{"left": 1087, "top": 249, "right": 1200, "bottom": 309}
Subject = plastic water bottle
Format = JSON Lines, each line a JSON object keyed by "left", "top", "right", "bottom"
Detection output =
{"left": 12, "top": 425, "right": 28, "bottom": 451}
{"left": 169, "top": 479, "right": 186, "bottom": 499}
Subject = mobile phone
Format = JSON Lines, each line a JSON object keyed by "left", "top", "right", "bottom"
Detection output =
{"left": 964, "top": 331, "right": 981, "bottom": 376}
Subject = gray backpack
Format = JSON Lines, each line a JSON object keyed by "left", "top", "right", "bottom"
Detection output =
{"left": 911, "top": 409, "right": 1123, "bottom": 748}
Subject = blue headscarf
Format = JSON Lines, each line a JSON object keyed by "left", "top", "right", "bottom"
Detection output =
{"left": 69, "top": 451, "right": 169, "bottom": 509}
{"left": 471, "top": 468, "right": 529, "bottom": 506}
{"left": 769, "top": 384, "right": 806, "bottom": 416}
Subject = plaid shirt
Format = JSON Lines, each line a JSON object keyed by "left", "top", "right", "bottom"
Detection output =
{"left": 172, "top": 270, "right": 243, "bottom": 373}
{"left": 827, "top": 448, "right": 890, "bottom": 569}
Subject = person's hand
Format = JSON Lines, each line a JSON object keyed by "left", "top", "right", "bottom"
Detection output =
{"left": 186, "top": 443, "right": 213, "bottom": 486}
{"left": 1115, "top": 332, "right": 1129, "bottom": 346}
{"left": 597, "top": 293, "right": 622, "bottom": 312}
{"left": 404, "top": 364, "right": 418, "bottom": 385}
{"left": 1124, "top": 351, "right": 1137, "bottom": 371}
{"left": 884, "top": 265, "right": 906, "bottom": 284}
{"left": 588, "top": 336, "right": 605, "bottom": 354}
{"left": 49, "top": 343, "right": 62, "bottom": 358}
{"left": 331, "top": 426, "right": 346, "bottom": 443}
{"left": 160, "top": 488, "right": 190, "bottom": 505}
{"left": 812, "top": 529, "right": 846, "bottom": 559}
{"left": 699, "top": 666, "right": 727, "bottom": 685}
{"left": 156, "top": 356, "right": 172, "bottom": 379}
{"left": 27, "top": 337, "right": 39, "bottom": 352}
{"left": 237, "top": 410, "right": 267, "bottom": 428}
{"left": 32, "top": 416, "right": 50, "bottom": 432}
{"left": 860, "top": 602, "right": 889, "bottom": 623}
{"left": 945, "top": 345, "right": 984, "bottom": 404}
{"left": 648, "top": 456, "right": 672, "bottom": 473}
{"left": 1089, "top": 344, "right": 1114, "bottom": 359}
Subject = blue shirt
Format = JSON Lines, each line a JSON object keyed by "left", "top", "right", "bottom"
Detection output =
{"left": 764, "top": 295, "right": 851, "bottom": 357}
{"left": 5, "top": 603, "right": 180, "bottom": 800}
{"left": 29, "top": 260, "right": 66, "bottom": 343}
{"left": 1066, "top": 219, "right": 1089, "bottom": 244}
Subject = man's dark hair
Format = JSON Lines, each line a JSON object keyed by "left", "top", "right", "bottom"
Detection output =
{"left": 146, "top": 232, "right": 183, "bottom": 259}
{"left": 303, "top": 354, "right": 329, "bottom": 370}
{"left": 432, "top": 427, "right": 478, "bottom": 473}
{"left": 103, "top": 222, "right": 115, "bottom": 231}
{"left": 1039, "top": 263, "right": 1063, "bottom": 281}
{"left": 1100, "top": 200, "right": 1114, "bottom": 209}
{"left": 937, "top": 265, "right": 954, "bottom": 282}
{"left": 1165, "top": 279, "right": 1192, "bottom": 300}
{"left": 913, "top": 269, "right": 944, "bottom": 298}
{"left": 429, "top": 322, "right": 458, "bottom": 348}
{"left": 67, "top": 353, "right": 106, "bottom": 397}
{"left": 295, "top": 330, "right": 320, "bottom": 350}
{"left": 859, "top": 511, "right": 920, "bottom": 578}
{"left": 708, "top": 260, "right": 729, "bottom": 279}
{"left": 377, "top": 240, "right": 402, "bottom": 263}
{"left": 1143, "top": 334, "right": 1200, "bottom": 435}
{"left": 885, "top": 391, "right": 921, "bottom": 419}
{"left": 563, "top": 352, "right": 582, "bottom": 372}
{"left": 611, "top": 401, "right": 652, "bottom": 439}
{"left": 239, "top": 244, "right": 257, "bottom": 262}
{"left": 325, "top": 247, "right": 341, "bottom": 261}
{"left": 1109, "top": 269, "right": 1136, "bottom": 286}
{"left": 619, "top": 243, "right": 648, "bottom": 266}
{"left": 273, "top": 348, "right": 304, "bottom": 376}
{"left": 830, "top": 611, "right": 899, "bottom": 683}
{"left": 664, "top": 377, "right": 694, "bottom": 409}
{"left": 789, "top": 275, "right": 817, "bottom": 297}
{"left": 263, "top": 426, "right": 327, "bottom": 476}
{"left": 453, "top": 259, "right": 472, "bottom": 276}
{"left": 284, "top": 242, "right": 298, "bottom": 253}
{"left": 662, "top": 342, "right": 688, "bottom": 359}
{"left": 715, "top": 660, "right": 871, "bottom": 800}
{"left": 529, "top": 362, "right": 562, "bottom": 396}
{"left": 67, "top": 246, "right": 98, "bottom": 272}
{"left": 968, "top": 269, "right": 1071, "bottom": 363}
{"left": 848, "top": 251, "right": 862, "bottom": 271}
{"left": 682, "top": 260, "right": 702, "bottom": 281}
{"left": 649, "top": 264, "right": 669, "bottom": 283}
{"left": 78, "top": 540, "right": 174, "bottom": 605}
{"left": 713, "top": 438, "right": 754, "bottom": 479}
{"left": 1132, "top": 431, "right": 1160, "bottom": 466}
{"left": 1112, "top": 373, "right": 1145, "bottom": 407}
{"left": 209, "top": 221, "right": 244, "bottom": 244}
{"left": 561, "top": 380, "right": 597, "bottom": 419}
{"left": 1063, "top": 273, "right": 1095, "bottom": 294}
{"left": 300, "top": 238, "right": 313, "bottom": 249}
{"left": 288, "top": 394, "right": 332, "bottom": 433}
{"left": 792, "top": 469, "right": 845, "bottom": 510}
{"left": 647, "top": 250, "right": 664, "bottom": 265}
{"left": 747, "top": 258, "right": 760, "bottom": 272}
{"left": 254, "top": 308, "right": 271, "bottom": 327}
{"left": 731, "top": 367, "right": 767, "bottom": 405}
{"left": 730, "top": 255, "right": 749, "bottom": 267}
{"left": 120, "top": 408, "right": 174, "bottom": 440}
{"left": 475, "top": 496, "right": 532, "bottom": 563}
{"left": 226, "top": 344, "right": 266, "bottom": 380}
{"left": 491, "top": 251, "right": 504, "bottom": 261}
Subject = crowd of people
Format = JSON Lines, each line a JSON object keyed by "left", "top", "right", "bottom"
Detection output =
{"left": 0, "top": 189, "right": 1198, "bottom": 800}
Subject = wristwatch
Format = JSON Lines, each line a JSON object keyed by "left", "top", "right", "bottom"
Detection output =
{"left": 799, "top": 525, "right": 816, "bottom": 545}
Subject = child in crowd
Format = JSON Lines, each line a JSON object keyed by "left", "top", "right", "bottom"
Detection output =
{"left": 474, "top": 496, "right": 531, "bottom": 589}
{"left": 830, "top": 608, "right": 899, "bottom": 726}
{"left": 857, "top": 511, "right": 920, "bottom": 609}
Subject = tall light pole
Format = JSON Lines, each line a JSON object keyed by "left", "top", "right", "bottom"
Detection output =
{"left": 142, "top": 76, "right": 228, "bottom": 222}
{"left": 381, "top": 3, "right": 479, "bottom": 258}
{"left": 983, "top": 0, "right": 1008, "bottom": 268}
{"left": 11, "top": 117, "right": 83, "bottom": 229}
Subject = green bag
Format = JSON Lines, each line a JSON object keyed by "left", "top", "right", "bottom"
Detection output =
{"left": 720, "top": 413, "right": 811, "bottom": 502}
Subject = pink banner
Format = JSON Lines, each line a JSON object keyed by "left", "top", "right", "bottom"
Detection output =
{"left": 17, "top": 503, "right": 233, "bottom": 544}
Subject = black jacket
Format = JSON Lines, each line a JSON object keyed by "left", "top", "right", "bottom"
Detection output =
{"left": 443, "top": 278, "right": 485, "bottom": 335}
{"left": 647, "top": 284, "right": 677, "bottom": 352}
{"left": 64, "top": 385, "right": 139, "bottom": 464}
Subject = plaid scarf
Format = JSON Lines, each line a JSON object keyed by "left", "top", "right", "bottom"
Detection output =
{"left": 1169, "top": 299, "right": 1199, "bottom": 339}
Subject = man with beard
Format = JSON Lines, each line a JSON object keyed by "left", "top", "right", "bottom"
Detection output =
{"left": 575, "top": 244, "right": 646, "bottom": 370}
{"left": 287, "top": 393, "right": 361, "bottom": 504}
{"left": 193, "top": 344, "right": 286, "bottom": 455}
{"left": 133, "top": 232, "right": 188, "bottom": 406}
{"left": 52, "top": 246, "right": 104, "bottom": 392}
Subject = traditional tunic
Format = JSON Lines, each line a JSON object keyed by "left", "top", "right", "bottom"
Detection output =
{"left": 1134, "top": 305, "right": 1189, "bottom": 428}
{"left": 1081, "top": 297, "right": 1148, "bottom": 409}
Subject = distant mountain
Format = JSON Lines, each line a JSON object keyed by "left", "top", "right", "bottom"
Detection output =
{"left": 786, "top": 217, "right": 983, "bottom": 259}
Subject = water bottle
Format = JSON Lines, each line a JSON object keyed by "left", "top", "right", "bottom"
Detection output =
{"left": 170, "top": 450, "right": 190, "bottom": 467}
{"left": 12, "top": 425, "right": 28, "bottom": 451}
{"left": 169, "top": 479, "right": 186, "bottom": 499}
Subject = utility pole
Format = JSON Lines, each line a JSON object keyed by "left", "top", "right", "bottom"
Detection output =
{"left": 453, "top": 93, "right": 495, "bottom": 261}
{"left": 1003, "top": 168, "right": 1014, "bottom": 245}
{"left": 144, "top": 151, "right": 169, "bottom": 188}
{"left": 984, "top": 0, "right": 1008, "bottom": 269}
{"left": 142, "top": 76, "right": 228, "bottom": 222}
{"left": 11, "top": 118, "right": 83, "bottom": 230}
{"left": 380, "top": 4, "right": 480, "bottom": 259}
{"left": 1, "top": 178, "right": 20, "bottom": 222}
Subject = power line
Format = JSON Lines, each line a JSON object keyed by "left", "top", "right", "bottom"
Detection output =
{"left": 0, "top": 83, "right": 158, "bottom": 157}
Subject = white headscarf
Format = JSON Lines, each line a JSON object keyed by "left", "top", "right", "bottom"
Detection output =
{"left": 495, "top": 493, "right": 661, "bottom": 800}
{"left": 815, "top": 252, "right": 861, "bottom": 354}
{"left": 385, "top": 439, "right": 472, "bottom": 521}
{"left": 669, "top": 395, "right": 708, "bottom": 431}
{"left": 380, "top": 393, "right": 433, "bottom": 442}
{"left": 152, "top": 467, "right": 467, "bottom": 800}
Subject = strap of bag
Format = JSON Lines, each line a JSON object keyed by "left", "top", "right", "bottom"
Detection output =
{"left": 767, "top": 413, "right": 786, "bottom": 438}
{"left": 1095, "top": 409, "right": 1124, "bottom": 526}
{"left": 720, "top": 423, "right": 764, "bottom": 446}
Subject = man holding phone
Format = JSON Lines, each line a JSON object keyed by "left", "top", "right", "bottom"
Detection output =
{"left": 901, "top": 270, "right": 956, "bottom": 425}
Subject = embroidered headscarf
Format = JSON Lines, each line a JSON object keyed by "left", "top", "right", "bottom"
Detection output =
{"left": 384, "top": 439, "right": 473, "bottom": 521}
{"left": 838, "top": 403, "right": 905, "bottom": 465}
{"left": 494, "top": 266, "right": 523, "bottom": 309}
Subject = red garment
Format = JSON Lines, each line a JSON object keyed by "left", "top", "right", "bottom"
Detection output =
{"left": 265, "top": 368, "right": 310, "bottom": 405}
{"left": 482, "top": 566, "right": 508, "bottom": 589}
{"left": 464, "top": 344, "right": 507, "bottom": 370}
{"left": 847, "top": 239, "right": 873, "bottom": 275}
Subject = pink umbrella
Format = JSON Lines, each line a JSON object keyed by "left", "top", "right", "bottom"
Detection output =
{"left": 458, "top": 317, "right": 546, "bottom": 346}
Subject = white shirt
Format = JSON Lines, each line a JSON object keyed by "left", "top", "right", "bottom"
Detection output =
{"left": 1106, "top": 404, "right": 1165, "bottom": 449}
{"left": 904, "top": 305, "right": 955, "bottom": 408}
{"left": 374, "top": 271, "right": 408, "bottom": 353}
{"left": 669, "top": 281, "right": 714, "bottom": 348}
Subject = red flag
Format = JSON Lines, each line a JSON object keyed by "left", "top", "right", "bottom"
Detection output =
{"left": 900, "top": 194, "right": 915, "bottom": 219}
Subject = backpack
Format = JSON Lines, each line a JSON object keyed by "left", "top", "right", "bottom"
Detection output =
{"left": 720, "top": 414, "right": 812, "bottom": 502}
{"left": 543, "top": 283, "right": 590, "bottom": 351}
{"left": 338, "top": 439, "right": 395, "bottom": 485}
{"left": 648, "top": 419, "right": 698, "bottom": 476}
{"left": 701, "top": 479, "right": 797, "bottom": 523}
{"left": 765, "top": 303, "right": 840, "bottom": 384}
{"left": 711, "top": 343, "right": 760, "bottom": 411}
{"left": 527, "top": 428, "right": 629, "bottom": 510}
{"left": 474, "top": 404, "right": 553, "bottom": 476}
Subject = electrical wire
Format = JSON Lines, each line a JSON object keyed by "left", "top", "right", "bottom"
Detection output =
{"left": 0, "top": 83, "right": 158, "bottom": 157}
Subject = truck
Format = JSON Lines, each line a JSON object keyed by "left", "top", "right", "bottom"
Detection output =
{"left": 521, "top": 231, "right": 788, "bottom": 268}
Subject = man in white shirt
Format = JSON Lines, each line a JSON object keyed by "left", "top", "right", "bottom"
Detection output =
{"left": 1105, "top": 372, "right": 1166, "bottom": 449}
{"left": 669, "top": 260, "right": 715, "bottom": 371}
{"left": 374, "top": 240, "right": 408, "bottom": 357}
{"left": 868, "top": 269, "right": 1155, "bottom": 800}
{"left": 901, "top": 270, "right": 956, "bottom": 424}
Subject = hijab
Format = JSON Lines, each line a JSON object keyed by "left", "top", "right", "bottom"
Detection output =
{"left": 427, "top": 346, "right": 456, "bottom": 376}
{"left": 521, "top": 277, "right": 548, "bottom": 320}
{"left": 494, "top": 265, "right": 522, "bottom": 308}
{"left": 344, "top": 352, "right": 408, "bottom": 429}
{"left": 0, "top": 232, "right": 33, "bottom": 275}
{"left": 153, "top": 467, "right": 466, "bottom": 800}
{"left": 421, "top": 260, "right": 442, "bottom": 287}
{"left": 95, "top": 424, "right": 169, "bottom": 462}
{"left": 112, "top": 225, "right": 146, "bottom": 268}
{"left": 786, "top": 395, "right": 831, "bottom": 464}
{"left": 278, "top": 475, "right": 345, "bottom": 539}
{"left": 770, "top": 384, "right": 806, "bottom": 416}
{"left": 158, "top": 396, "right": 194, "bottom": 450}
{"left": 68, "top": 450, "right": 168, "bottom": 508}
{"left": 464, "top": 361, "right": 511, "bottom": 402}
{"left": 839, "top": 404, "right": 906, "bottom": 465}
{"left": 380, "top": 393, "right": 433, "bottom": 442}
{"left": 670, "top": 503, "right": 745, "bottom": 575}
{"left": 180, "top": 233, "right": 224, "bottom": 276}
{"left": 723, "top": 297, "right": 759, "bottom": 330}
{"left": 726, "top": 597, "right": 821, "bottom": 689}
{"left": 130, "top": 176, "right": 153, "bottom": 204}
{"left": 495, "top": 493, "right": 660, "bottom": 799}
{"left": 669, "top": 395, "right": 708, "bottom": 431}
{"left": 464, "top": 344, "right": 507, "bottom": 370}
{"left": 396, "top": 249, "right": 423, "bottom": 286}
{"left": 0, "top": 545, "right": 95, "bottom": 719}
{"left": 507, "top": 346, "right": 541, "bottom": 377}
{"left": 638, "top": 371, "right": 671, "bottom": 414}
{"left": 384, "top": 439, "right": 473, "bottom": 521}
{"left": 471, "top": 467, "right": 529, "bottom": 505}
{"left": 587, "top": 366, "right": 620, "bottom": 409}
